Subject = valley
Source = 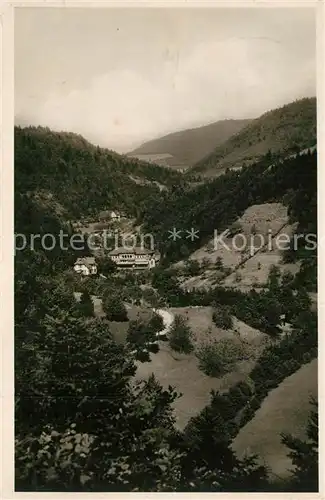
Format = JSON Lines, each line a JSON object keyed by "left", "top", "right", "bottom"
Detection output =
{"left": 15, "top": 96, "right": 318, "bottom": 493}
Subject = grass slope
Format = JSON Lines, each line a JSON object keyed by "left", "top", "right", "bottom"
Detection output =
{"left": 231, "top": 358, "right": 317, "bottom": 480}
{"left": 175, "top": 202, "right": 300, "bottom": 292}
{"left": 134, "top": 306, "right": 269, "bottom": 430}
{"left": 191, "top": 97, "right": 316, "bottom": 177}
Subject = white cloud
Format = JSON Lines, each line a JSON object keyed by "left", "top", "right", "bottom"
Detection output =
{"left": 15, "top": 11, "right": 315, "bottom": 152}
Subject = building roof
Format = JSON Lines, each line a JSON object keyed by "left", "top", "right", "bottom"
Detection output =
{"left": 109, "top": 247, "right": 155, "bottom": 256}
{"left": 99, "top": 209, "right": 120, "bottom": 219}
{"left": 74, "top": 256, "right": 96, "bottom": 265}
{"left": 99, "top": 210, "right": 111, "bottom": 217}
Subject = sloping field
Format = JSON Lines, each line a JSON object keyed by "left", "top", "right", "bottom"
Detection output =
{"left": 135, "top": 306, "right": 270, "bottom": 429}
{"left": 168, "top": 306, "right": 269, "bottom": 350}
{"left": 128, "top": 174, "right": 167, "bottom": 191}
{"left": 223, "top": 223, "right": 299, "bottom": 290}
{"left": 135, "top": 346, "right": 256, "bottom": 429}
{"left": 236, "top": 202, "right": 287, "bottom": 235}
{"left": 231, "top": 358, "right": 318, "bottom": 480}
{"left": 177, "top": 203, "right": 300, "bottom": 291}
{"left": 223, "top": 203, "right": 299, "bottom": 289}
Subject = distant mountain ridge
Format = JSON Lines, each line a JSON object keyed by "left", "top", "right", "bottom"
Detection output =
{"left": 128, "top": 119, "right": 252, "bottom": 170}
{"left": 190, "top": 97, "right": 316, "bottom": 178}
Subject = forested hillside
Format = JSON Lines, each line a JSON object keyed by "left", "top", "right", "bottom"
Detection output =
{"left": 15, "top": 126, "right": 183, "bottom": 219}
{"left": 142, "top": 147, "right": 316, "bottom": 274}
{"left": 14, "top": 102, "right": 317, "bottom": 491}
{"left": 129, "top": 119, "right": 251, "bottom": 168}
{"left": 15, "top": 188, "right": 269, "bottom": 494}
{"left": 190, "top": 98, "right": 316, "bottom": 177}
{"left": 14, "top": 126, "right": 271, "bottom": 492}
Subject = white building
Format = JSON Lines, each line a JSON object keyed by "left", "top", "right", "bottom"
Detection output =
{"left": 74, "top": 256, "right": 97, "bottom": 276}
{"left": 110, "top": 211, "right": 120, "bottom": 221}
{"left": 98, "top": 210, "right": 121, "bottom": 221}
{"left": 109, "top": 247, "right": 160, "bottom": 270}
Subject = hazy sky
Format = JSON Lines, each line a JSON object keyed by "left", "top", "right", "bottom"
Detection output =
{"left": 15, "top": 7, "right": 316, "bottom": 153}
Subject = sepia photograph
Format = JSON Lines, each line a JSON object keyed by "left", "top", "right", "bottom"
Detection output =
{"left": 12, "top": 3, "right": 318, "bottom": 493}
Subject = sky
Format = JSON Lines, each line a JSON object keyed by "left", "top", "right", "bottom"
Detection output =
{"left": 15, "top": 7, "right": 316, "bottom": 153}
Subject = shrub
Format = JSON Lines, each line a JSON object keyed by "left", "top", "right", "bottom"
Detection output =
{"left": 215, "top": 256, "right": 224, "bottom": 271}
{"left": 78, "top": 291, "right": 94, "bottom": 317}
{"left": 228, "top": 222, "right": 242, "bottom": 237}
{"left": 185, "top": 259, "right": 201, "bottom": 277}
{"left": 196, "top": 339, "right": 246, "bottom": 377}
{"left": 234, "top": 271, "right": 242, "bottom": 283}
{"left": 169, "top": 315, "right": 194, "bottom": 354}
{"left": 149, "top": 312, "right": 164, "bottom": 333}
{"left": 201, "top": 257, "right": 210, "bottom": 270}
{"left": 97, "top": 256, "right": 117, "bottom": 275}
{"left": 126, "top": 319, "right": 160, "bottom": 359}
{"left": 102, "top": 294, "right": 128, "bottom": 322}
{"left": 268, "top": 264, "right": 281, "bottom": 289}
{"left": 127, "top": 319, "right": 153, "bottom": 347}
{"left": 212, "top": 304, "right": 233, "bottom": 330}
{"left": 142, "top": 288, "right": 163, "bottom": 308}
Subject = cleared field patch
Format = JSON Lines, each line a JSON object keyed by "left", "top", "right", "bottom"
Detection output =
{"left": 176, "top": 203, "right": 300, "bottom": 292}
{"left": 236, "top": 202, "right": 288, "bottom": 235}
{"left": 169, "top": 306, "right": 269, "bottom": 350}
{"left": 75, "top": 216, "right": 137, "bottom": 236}
{"left": 128, "top": 174, "right": 167, "bottom": 191}
{"left": 134, "top": 306, "right": 270, "bottom": 429}
{"left": 223, "top": 223, "right": 299, "bottom": 290}
{"left": 135, "top": 346, "right": 256, "bottom": 429}
{"left": 231, "top": 358, "right": 318, "bottom": 480}
{"left": 177, "top": 237, "right": 242, "bottom": 290}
